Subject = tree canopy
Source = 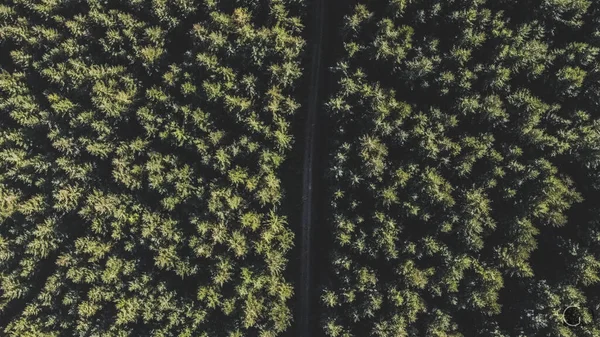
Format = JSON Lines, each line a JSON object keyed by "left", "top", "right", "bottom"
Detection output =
{"left": 322, "top": 0, "right": 600, "bottom": 336}
{"left": 0, "top": 0, "right": 304, "bottom": 336}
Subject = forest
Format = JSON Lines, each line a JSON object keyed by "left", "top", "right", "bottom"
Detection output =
{"left": 0, "top": 0, "right": 305, "bottom": 336}
{"left": 1, "top": 0, "right": 600, "bottom": 337}
{"left": 321, "top": 0, "right": 600, "bottom": 336}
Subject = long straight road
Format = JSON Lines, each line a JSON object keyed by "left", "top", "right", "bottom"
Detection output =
{"left": 298, "top": 0, "right": 325, "bottom": 335}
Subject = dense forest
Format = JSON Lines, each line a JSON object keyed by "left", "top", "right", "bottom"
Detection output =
{"left": 2, "top": 0, "right": 600, "bottom": 337}
{"left": 321, "top": 0, "right": 600, "bottom": 336}
{"left": 0, "top": 0, "right": 305, "bottom": 336}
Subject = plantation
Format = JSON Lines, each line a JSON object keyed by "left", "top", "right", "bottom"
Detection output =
{"left": 1, "top": 0, "right": 600, "bottom": 336}
{"left": 321, "top": 0, "right": 600, "bottom": 336}
{"left": 0, "top": 0, "right": 304, "bottom": 336}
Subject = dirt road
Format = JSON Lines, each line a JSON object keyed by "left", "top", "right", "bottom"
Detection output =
{"left": 298, "top": 0, "right": 325, "bottom": 335}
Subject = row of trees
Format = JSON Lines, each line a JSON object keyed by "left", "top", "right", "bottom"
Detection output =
{"left": 0, "top": 0, "right": 305, "bottom": 336}
{"left": 322, "top": 0, "right": 600, "bottom": 336}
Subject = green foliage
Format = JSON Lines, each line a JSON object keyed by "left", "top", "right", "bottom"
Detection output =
{"left": 322, "top": 0, "right": 600, "bottom": 336}
{"left": 0, "top": 0, "right": 304, "bottom": 335}
{"left": 4, "top": 0, "right": 600, "bottom": 336}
